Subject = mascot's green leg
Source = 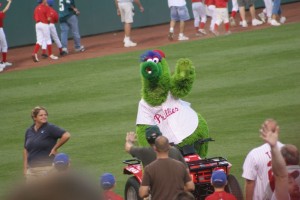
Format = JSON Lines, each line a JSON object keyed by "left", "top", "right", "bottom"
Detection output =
{"left": 136, "top": 124, "right": 150, "bottom": 147}
{"left": 177, "top": 113, "right": 209, "bottom": 158}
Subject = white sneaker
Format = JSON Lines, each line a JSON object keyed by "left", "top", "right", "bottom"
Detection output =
{"left": 270, "top": 19, "right": 281, "bottom": 26}
{"left": 198, "top": 29, "right": 207, "bottom": 35}
{"left": 240, "top": 20, "right": 248, "bottom": 28}
{"left": 258, "top": 12, "right": 266, "bottom": 23}
{"left": 280, "top": 16, "right": 286, "bottom": 24}
{"left": 3, "top": 62, "right": 12, "bottom": 67}
{"left": 225, "top": 31, "right": 232, "bottom": 35}
{"left": 229, "top": 17, "right": 236, "bottom": 26}
{"left": 211, "top": 30, "right": 219, "bottom": 36}
{"left": 75, "top": 46, "right": 85, "bottom": 52}
{"left": 124, "top": 40, "right": 137, "bottom": 47}
{"left": 267, "top": 18, "right": 272, "bottom": 24}
{"left": 252, "top": 19, "right": 263, "bottom": 26}
{"left": 49, "top": 54, "right": 59, "bottom": 60}
{"left": 62, "top": 48, "right": 69, "bottom": 54}
{"left": 32, "top": 54, "right": 39, "bottom": 62}
{"left": 178, "top": 35, "right": 189, "bottom": 41}
{"left": 0, "top": 63, "right": 5, "bottom": 72}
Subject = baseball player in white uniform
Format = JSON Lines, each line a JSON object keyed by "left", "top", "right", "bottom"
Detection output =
{"left": 0, "top": 0, "right": 12, "bottom": 73}
{"left": 242, "top": 119, "right": 284, "bottom": 200}
{"left": 229, "top": 0, "right": 239, "bottom": 26}
{"left": 191, "top": 0, "right": 207, "bottom": 35}
{"left": 41, "top": 0, "right": 63, "bottom": 57}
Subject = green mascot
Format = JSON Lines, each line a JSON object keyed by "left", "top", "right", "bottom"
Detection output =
{"left": 136, "top": 50, "right": 210, "bottom": 157}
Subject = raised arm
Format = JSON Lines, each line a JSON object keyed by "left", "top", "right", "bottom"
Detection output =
{"left": 3, "top": 0, "right": 12, "bottom": 13}
{"left": 125, "top": 132, "right": 136, "bottom": 153}
{"left": 260, "top": 119, "right": 289, "bottom": 200}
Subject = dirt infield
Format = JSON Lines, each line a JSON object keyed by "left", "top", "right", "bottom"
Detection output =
{"left": 3, "top": 2, "right": 299, "bottom": 73}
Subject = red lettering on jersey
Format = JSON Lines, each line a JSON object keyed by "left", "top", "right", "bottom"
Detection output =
{"left": 153, "top": 107, "right": 179, "bottom": 123}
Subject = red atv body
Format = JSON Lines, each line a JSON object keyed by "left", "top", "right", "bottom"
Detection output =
{"left": 123, "top": 138, "right": 244, "bottom": 200}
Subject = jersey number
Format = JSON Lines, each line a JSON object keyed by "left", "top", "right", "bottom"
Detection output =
{"left": 59, "top": 0, "right": 71, "bottom": 11}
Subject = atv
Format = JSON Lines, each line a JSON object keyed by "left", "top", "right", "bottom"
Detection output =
{"left": 123, "top": 138, "right": 244, "bottom": 200}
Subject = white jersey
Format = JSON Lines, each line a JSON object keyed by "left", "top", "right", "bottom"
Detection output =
{"left": 242, "top": 142, "right": 284, "bottom": 200}
{"left": 136, "top": 92, "right": 198, "bottom": 144}
{"left": 168, "top": 0, "right": 186, "bottom": 7}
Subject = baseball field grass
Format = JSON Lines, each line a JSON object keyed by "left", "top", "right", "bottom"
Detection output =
{"left": 0, "top": 22, "right": 299, "bottom": 198}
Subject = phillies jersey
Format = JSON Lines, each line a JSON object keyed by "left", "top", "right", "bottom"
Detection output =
{"left": 0, "top": 12, "right": 5, "bottom": 27}
{"left": 33, "top": 4, "right": 50, "bottom": 23}
{"left": 136, "top": 92, "right": 198, "bottom": 144}
{"left": 242, "top": 142, "right": 284, "bottom": 200}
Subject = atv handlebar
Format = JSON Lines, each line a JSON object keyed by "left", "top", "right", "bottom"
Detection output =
{"left": 195, "top": 137, "right": 215, "bottom": 145}
{"left": 122, "top": 158, "right": 141, "bottom": 165}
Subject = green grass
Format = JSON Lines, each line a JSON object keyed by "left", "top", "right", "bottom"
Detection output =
{"left": 0, "top": 22, "right": 300, "bottom": 198}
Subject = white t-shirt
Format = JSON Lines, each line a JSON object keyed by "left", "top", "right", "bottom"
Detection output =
{"left": 136, "top": 92, "right": 198, "bottom": 144}
{"left": 242, "top": 142, "right": 284, "bottom": 200}
{"left": 168, "top": 0, "right": 186, "bottom": 7}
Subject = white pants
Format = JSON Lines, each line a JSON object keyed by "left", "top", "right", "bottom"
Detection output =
{"left": 42, "top": 23, "right": 62, "bottom": 49}
{"left": 35, "top": 22, "right": 51, "bottom": 46}
{"left": 231, "top": 0, "right": 239, "bottom": 12}
{"left": 215, "top": 8, "right": 229, "bottom": 25}
{"left": 0, "top": 28, "right": 8, "bottom": 52}
{"left": 206, "top": 5, "right": 216, "bottom": 30}
{"left": 263, "top": 0, "right": 273, "bottom": 18}
{"left": 192, "top": 2, "right": 207, "bottom": 27}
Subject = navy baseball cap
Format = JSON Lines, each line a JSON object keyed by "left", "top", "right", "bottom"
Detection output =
{"left": 145, "top": 125, "right": 162, "bottom": 144}
{"left": 100, "top": 173, "right": 116, "bottom": 190}
{"left": 211, "top": 170, "right": 227, "bottom": 187}
{"left": 53, "top": 153, "right": 70, "bottom": 166}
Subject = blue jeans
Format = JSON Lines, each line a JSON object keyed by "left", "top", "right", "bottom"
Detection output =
{"left": 60, "top": 15, "right": 82, "bottom": 49}
{"left": 272, "top": 0, "right": 281, "bottom": 15}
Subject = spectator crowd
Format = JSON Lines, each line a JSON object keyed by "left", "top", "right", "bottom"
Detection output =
{"left": 4, "top": 105, "right": 300, "bottom": 200}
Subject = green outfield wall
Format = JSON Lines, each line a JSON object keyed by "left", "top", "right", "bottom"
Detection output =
{"left": 5, "top": 0, "right": 298, "bottom": 47}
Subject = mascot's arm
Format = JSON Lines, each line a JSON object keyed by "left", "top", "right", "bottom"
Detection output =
{"left": 136, "top": 124, "right": 151, "bottom": 147}
{"left": 170, "top": 58, "right": 195, "bottom": 98}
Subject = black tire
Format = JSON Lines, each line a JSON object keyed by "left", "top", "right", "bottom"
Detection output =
{"left": 124, "top": 176, "right": 142, "bottom": 200}
{"left": 225, "top": 174, "right": 244, "bottom": 200}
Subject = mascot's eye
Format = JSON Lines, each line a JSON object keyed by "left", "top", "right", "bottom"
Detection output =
{"left": 146, "top": 58, "right": 153, "bottom": 62}
{"left": 153, "top": 57, "right": 159, "bottom": 63}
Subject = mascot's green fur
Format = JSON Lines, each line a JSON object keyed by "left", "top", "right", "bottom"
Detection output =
{"left": 135, "top": 50, "right": 209, "bottom": 157}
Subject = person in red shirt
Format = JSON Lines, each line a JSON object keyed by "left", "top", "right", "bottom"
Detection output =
{"left": 41, "top": 0, "right": 63, "bottom": 58}
{"left": 100, "top": 173, "right": 124, "bottom": 200}
{"left": 0, "top": 0, "right": 12, "bottom": 73}
{"left": 212, "top": 0, "right": 231, "bottom": 36}
{"left": 32, "top": 0, "right": 58, "bottom": 62}
{"left": 205, "top": 170, "right": 237, "bottom": 200}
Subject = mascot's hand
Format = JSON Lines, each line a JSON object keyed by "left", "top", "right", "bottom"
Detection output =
{"left": 175, "top": 58, "right": 195, "bottom": 79}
